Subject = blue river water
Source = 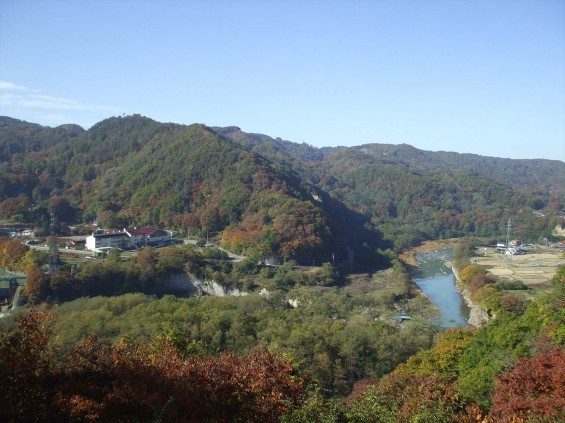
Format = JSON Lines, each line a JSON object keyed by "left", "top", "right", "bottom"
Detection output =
{"left": 412, "top": 248, "right": 470, "bottom": 328}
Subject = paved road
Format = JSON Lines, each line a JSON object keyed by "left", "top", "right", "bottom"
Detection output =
{"left": 183, "top": 239, "right": 245, "bottom": 262}
{"left": 31, "top": 241, "right": 246, "bottom": 261}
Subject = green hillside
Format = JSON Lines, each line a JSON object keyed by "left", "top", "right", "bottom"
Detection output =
{"left": 1, "top": 114, "right": 564, "bottom": 262}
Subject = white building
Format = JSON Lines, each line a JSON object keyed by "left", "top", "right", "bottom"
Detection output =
{"left": 86, "top": 227, "right": 171, "bottom": 251}
{"left": 85, "top": 232, "right": 128, "bottom": 251}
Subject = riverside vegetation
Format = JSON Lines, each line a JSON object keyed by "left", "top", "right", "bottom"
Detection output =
{"left": 1, "top": 262, "right": 563, "bottom": 421}
{"left": 1, "top": 115, "right": 565, "bottom": 421}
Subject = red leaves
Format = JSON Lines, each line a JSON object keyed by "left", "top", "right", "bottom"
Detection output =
{"left": 488, "top": 348, "right": 565, "bottom": 422}
{"left": 1, "top": 312, "right": 307, "bottom": 422}
{"left": 25, "top": 268, "right": 51, "bottom": 304}
{"left": 2, "top": 302, "right": 563, "bottom": 422}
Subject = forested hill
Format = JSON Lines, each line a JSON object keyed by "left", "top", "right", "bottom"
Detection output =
{"left": 216, "top": 126, "right": 565, "bottom": 196}
{"left": 344, "top": 143, "right": 565, "bottom": 196}
{"left": 1, "top": 115, "right": 564, "bottom": 263}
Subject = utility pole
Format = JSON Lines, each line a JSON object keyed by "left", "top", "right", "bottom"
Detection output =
{"left": 504, "top": 218, "right": 512, "bottom": 263}
{"left": 506, "top": 218, "right": 512, "bottom": 248}
{"left": 48, "top": 212, "right": 59, "bottom": 274}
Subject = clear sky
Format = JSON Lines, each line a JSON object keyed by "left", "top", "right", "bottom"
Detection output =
{"left": 1, "top": 0, "right": 564, "bottom": 161}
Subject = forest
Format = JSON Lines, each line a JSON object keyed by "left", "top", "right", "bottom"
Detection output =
{"left": 1, "top": 115, "right": 565, "bottom": 421}
{"left": 1, "top": 265, "right": 563, "bottom": 422}
{"left": 2, "top": 115, "right": 565, "bottom": 265}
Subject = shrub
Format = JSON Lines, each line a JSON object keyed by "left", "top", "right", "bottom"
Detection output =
{"left": 470, "top": 275, "right": 496, "bottom": 292}
{"left": 488, "top": 348, "right": 565, "bottom": 422}
{"left": 495, "top": 280, "right": 528, "bottom": 291}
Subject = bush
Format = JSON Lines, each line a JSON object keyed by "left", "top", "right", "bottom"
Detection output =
{"left": 500, "top": 293, "right": 527, "bottom": 315}
{"left": 488, "top": 348, "right": 565, "bottom": 422}
{"left": 470, "top": 275, "right": 496, "bottom": 292}
{"left": 233, "top": 258, "right": 261, "bottom": 277}
{"left": 495, "top": 280, "right": 528, "bottom": 291}
{"left": 460, "top": 264, "right": 485, "bottom": 285}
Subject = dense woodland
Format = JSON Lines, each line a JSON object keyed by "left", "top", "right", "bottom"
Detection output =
{"left": 1, "top": 115, "right": 565, "bottom": 421}
{"left": 2, "top": 115, "right": 565, "bottom": 264}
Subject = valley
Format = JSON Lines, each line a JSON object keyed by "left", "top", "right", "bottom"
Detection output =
{"left": 1, "top": 115, "right": 564, "bottom": 422}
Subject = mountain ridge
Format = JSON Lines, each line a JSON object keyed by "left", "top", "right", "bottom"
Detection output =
{"left": 1, "top": 114, "right": 564, "bottom": 264}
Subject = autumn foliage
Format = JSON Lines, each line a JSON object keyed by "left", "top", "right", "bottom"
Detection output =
{"left": 488, "top": 348, "right": 565, "bottom": 422}
{"left": 0, "top": 310, "right": 55, "bottom": 422}
{"left": 344, "top": 373, "right": 481, "bottom": 422}
{"left": 0, "top": 311, "right": 308, "bottom": 423}
{"left": 0, "top": 236, "right": 29, "bottom": 271}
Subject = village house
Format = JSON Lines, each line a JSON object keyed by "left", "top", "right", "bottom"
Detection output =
{"left": 124, "top": 227, "right": 170, "bottom": 247}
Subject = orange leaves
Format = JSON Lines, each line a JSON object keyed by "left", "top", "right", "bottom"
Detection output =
{"left": 221, "top": 225, "right": 257, "bottom": 253}
{"left": 271, "top": 199, "right": 330, "bottom": 261}
{"left": 460, "top": 264, "right": 485, "bottom": 285}
{"left": 0, "top": 236, "right": 29, "bottom": 270}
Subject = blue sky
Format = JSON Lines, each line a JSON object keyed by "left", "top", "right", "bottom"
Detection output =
{"left": 1, "top": 0, "right": 564, "bottom": 161}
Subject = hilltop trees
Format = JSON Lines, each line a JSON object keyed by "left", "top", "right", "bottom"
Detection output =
{"left": 2, "top": 115, "right": 563, "bottom": 264}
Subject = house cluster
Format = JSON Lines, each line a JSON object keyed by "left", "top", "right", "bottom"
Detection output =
{"left": 86, "top": 227, "right": 171, "bottom": 252}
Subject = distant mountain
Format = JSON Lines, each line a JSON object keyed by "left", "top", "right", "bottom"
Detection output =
{"left": 216, "top": 129, "right": 565, "bottom": 197}
{"left": 1, "top": 115, "right": 564, "bottom": 264}
{"left": 345, "top": 143, "right": 565, "bottom": 196}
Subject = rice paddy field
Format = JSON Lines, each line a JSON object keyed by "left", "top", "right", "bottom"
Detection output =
{"left": 473, "top": 246, "right": 564, "bottom": 290}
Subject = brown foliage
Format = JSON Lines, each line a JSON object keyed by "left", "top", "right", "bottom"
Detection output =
{"left": 0, "top": 195, "right": 31, "bottom": 218}
{"left": 488, "top": 348, "right": 565, "bottom": 422}
{"left": 1, "top": 311, "right": 308, "bottom": 422}
{"left": 460, "top": 264, "right": 485, "bottom": 285}
{"left": 470, "top": 275, "right": 496, "bottom": 292}
{"left": 0, "top": 310, "right": 56, "bottom": 422}
{"left": 25, "top": 268, "right": 51, "bottom": 304}
{"left": 0, "top": 237, "right": 29, "bottom": 270}
{"left": 55, "top": 340, "right": 308, "bottom": 422}
{"left": 500, "top": 293, "right": 527, "bottom": 315}
{"left": 345, "top": 372, "right": 483, "bottom": 422}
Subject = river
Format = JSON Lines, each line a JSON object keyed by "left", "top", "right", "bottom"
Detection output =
{"left": 411, "top": 248, "right": 470, "bottom": 328}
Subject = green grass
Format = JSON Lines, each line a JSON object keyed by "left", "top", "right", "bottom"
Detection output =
{"left": 0, "top": 268, "right": 13, "bottom": 277}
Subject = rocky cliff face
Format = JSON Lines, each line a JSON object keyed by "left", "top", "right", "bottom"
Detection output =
{"left": 164, "top": 273, "right": 248, "bottom": 297}
{"left": 452, "top": 266, "right": 490, "bottom": 327}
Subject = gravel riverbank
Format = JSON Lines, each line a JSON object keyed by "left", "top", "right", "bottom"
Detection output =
{"left": 400, "top": 240, "right": 487, "bottom": 327}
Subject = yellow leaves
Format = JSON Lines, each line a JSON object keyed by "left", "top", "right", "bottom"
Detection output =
{"left": 0, "top": 236, "right": 30, "bottom": 270}
{"left": 460, "top": 264, "right": 485, "bottom": 285}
